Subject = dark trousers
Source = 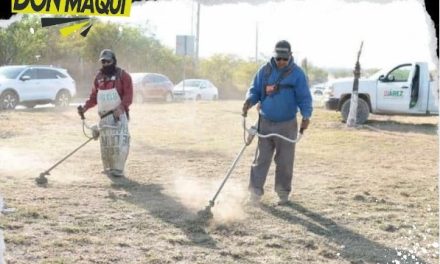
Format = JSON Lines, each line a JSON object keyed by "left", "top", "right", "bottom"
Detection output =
{"left": 249, "top": 117, "right": 298, "bottom": 197}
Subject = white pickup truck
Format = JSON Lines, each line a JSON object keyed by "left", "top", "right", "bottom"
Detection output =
{"left": 323, "top": 62, "right": 438, "bottom": 124}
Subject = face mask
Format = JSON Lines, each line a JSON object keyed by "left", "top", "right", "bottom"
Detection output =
{"left": 101, "top": 64, "right": 116, "bottom": 76}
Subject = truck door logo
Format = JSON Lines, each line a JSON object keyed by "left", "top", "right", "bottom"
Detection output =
{"left": 384, "top": 90, "right": 403, "bottom": 97}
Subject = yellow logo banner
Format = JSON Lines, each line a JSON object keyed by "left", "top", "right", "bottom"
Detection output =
{"left": 11, "top": 0, "right": 131, "bottom": 17}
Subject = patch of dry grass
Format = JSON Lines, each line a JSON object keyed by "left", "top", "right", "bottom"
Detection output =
{"left": 0, "top": 101, "right": 438, "bottom": 263}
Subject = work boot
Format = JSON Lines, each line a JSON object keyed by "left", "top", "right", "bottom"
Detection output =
{"left": 245, "top": 193, "right": 262, "bottom": 207}
{"left": 277, "top": 193, "right": 290, "bottom": 206}
{"left": 110, "top": 169, "right": 124, "bottom": 177}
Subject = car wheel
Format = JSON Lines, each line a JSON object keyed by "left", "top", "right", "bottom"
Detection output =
{"left": 0, "top": 91, "right": 19, "bottom": 110}
{"left": 134, "top": 92, "right": 144, "bottom": 104}
{"left": 164, "top": 92, "right": 173, "bottom": 102}
{"left": 23, "top": 102, "right": 37, "bottom": 109}
{"left": 55, "top": 90, "right": 71, "bottom": 107}
{"left": 341, "top": 97, "right": 370, "bottom": 124}
{"left": 196, "top": 94, "right": 202, "bottom": 101}
{"left": 212, "top": 95, "right": 218, "bottom": 100}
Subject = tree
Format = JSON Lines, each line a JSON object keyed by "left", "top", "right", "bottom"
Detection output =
{"left": 198, "top": 54, "right": 259, "bottom": 99}
{"left": 0, "top": 16, "right": 262, "bottom": 99}
{"left": 199, "top": 54, "right": 238, "bottom": 98}
{"left": 234, "top": 61, "right": 259, "bottom": 92}
{"left": 301, "top": 60, "right": 328, "bottom": 85}
{"left": 0, "top": 15, "right": 47, "bottom": 65}
{"left": 346, "top": 41, "right": 364, "bottom": 127}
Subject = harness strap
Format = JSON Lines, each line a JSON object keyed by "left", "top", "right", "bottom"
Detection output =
{"left": 99, "top": 110, "right": 114, "bottom": 119}
{"left": 262, "top": 62, "right": 295, "bottom": 97}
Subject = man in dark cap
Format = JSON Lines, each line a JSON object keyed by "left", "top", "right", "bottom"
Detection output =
{"left": 242, "top": 40, "right": 313, "bottom": 206}
{"left": 78, "top": 49, "right": 133, "bottom": 177}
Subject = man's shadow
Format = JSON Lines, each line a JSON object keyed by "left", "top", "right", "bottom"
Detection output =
{"left": 261, "top": 202, "right": 427, "bottom": 264}
{"left": 106, "top": 175, "right": 217, "bottom": 248}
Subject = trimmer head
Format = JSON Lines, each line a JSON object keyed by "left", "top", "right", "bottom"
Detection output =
{"left": 35, "top": 172, "right": 49, "bottom": 186}
{"left": 197, "top": 205, "right": 214, "bottom": 220}
{"left": 197, "top": 200, "right": 215, "bottom": 221}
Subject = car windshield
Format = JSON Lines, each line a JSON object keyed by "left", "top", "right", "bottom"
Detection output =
{"left": 0, "top": 66, "right": 26, "bottom": 79}
{"left": 177, "top": 80, "right": 202, "bottom": 87}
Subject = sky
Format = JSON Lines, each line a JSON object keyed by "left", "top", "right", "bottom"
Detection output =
{"left": 100, "top": 0, "right": 438, "bottom": 69}
{"left": 0, "top": 0, "right": 437, "bottom": 69}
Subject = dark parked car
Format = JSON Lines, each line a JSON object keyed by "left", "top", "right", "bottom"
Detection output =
{"left": 130, "top": 73, "right": 174, "bottom": 103}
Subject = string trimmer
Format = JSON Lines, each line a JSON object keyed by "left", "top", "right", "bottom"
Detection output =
{"left": 197, "top": 116, "right": 303, "bottom": 220}
{"left": 35, "top": 109, "right": 115, "bottom": 186}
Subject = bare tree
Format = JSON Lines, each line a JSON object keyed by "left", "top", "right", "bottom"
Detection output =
{"left": 346, "top": 41, "right": 364, "bottom": 127}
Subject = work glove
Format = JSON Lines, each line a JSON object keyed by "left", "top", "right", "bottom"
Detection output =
{"left": 77, "top": 105, "right": 85, "bottom": 120}
{"left": 300, "top": 118, "right": 310, "bottom": 134}
{"left": 113, "top": 105, "right": 125, "bottom": 121}
{"left": 242, "top": 99, "right": 252, "bottom": 117}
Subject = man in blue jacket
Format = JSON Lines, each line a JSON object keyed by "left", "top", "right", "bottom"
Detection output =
{"left": 242, "top": 40, "right": 313, "bottom": 206}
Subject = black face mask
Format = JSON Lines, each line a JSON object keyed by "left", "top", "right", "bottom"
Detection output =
{"left": 101, "top": 64, "right": 116, "bottom": 76}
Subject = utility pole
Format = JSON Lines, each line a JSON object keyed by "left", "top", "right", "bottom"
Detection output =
{"left": 190, "top": 0, "right": 195, "bottom": 69}
{"left": 195, "top": 1, "right": 201, "bottom": 68}
{"left": 255, "top": 22, "right": 259, "bottom": 64}
{"left": 191, "top": 0, "right": 194, "bottom": 36}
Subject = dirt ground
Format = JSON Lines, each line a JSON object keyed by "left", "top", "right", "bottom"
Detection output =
{"left": 0, "top": 101, "right": 438, "bottom": 264}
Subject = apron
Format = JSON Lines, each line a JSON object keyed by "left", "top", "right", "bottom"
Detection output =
{"left": 97, "top": 86, "right": 130, "bottom": 172}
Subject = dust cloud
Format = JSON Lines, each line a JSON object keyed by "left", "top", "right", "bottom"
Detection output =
{"left": 0, "top": 147, "right": 86, "bottom": 184}
{"left": 0, "top": 147, "right": 47, "bottom": 178}
{"left": 211, "top": 182, "right": 248, "bottom": 223}
{"left": 170, "top": 170, "right": 248, "bottom": 222}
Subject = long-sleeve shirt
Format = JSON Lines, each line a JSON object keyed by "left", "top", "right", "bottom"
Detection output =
{"left": 245, "top": 58, "right": 313, "bottom": 122}
{"left": 83, "top": 67, "right": 133, "bottom": 113}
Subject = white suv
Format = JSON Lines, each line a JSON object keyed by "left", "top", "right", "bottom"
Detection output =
{"left": 0, "top": 65, "right": 76, "bottom": 110}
